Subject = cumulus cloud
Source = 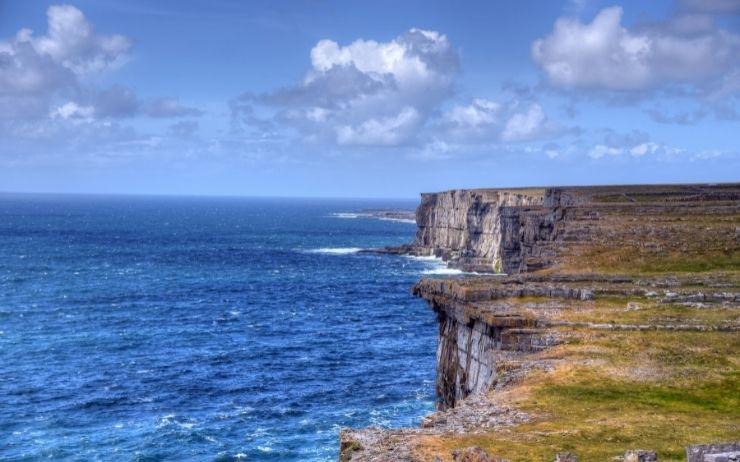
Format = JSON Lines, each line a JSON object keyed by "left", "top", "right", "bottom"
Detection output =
{"left": 235, "top": 28, "right": 563, "bottom": 151}
{"left": 436, "top": 98, "right": 561, "bottom": 143}
{"left": 27, "top": 5, "right": 131, "bottom": 74}
{"left": 0, "top": 3, "right": 200, "bottom": 147}
{"left": 532, "top": 6, "right": 740, "bottom": 92}
{"left": 234, "top": 28, "right": 459, "bottom": 147}
{"left": 50, "top": 101, "right": 95, "bottom": 120}
{"left": 335, "top": 106, "right": 422, "bottom": 146}
{"left": 502, "top": 104, "right": 551, "bottom": 141}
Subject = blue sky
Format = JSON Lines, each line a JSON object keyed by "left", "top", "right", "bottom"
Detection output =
{"left": 1, "top": 0, "right": 738, "bottom": 197}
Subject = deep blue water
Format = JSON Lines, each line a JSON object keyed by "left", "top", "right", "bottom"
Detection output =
{"left": 0, "top": 194, "right": 440, "bottom": 461}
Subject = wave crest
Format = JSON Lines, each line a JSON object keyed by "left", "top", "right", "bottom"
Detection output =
{"left": 305, "top": 247, "right": 363, "bottom": 255}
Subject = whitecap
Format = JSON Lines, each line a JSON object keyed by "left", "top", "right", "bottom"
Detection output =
{"left": 422, "top": 267, "right": 465, "bottom": 275}
{"left": 376, "top": 217, "right": 416, "bottom": 224}
{"left": 305, "top": 247, "right": 362, "bottom": 255}
{"left": 405, "top": 255, "right": 442, "bottom": 262}
{"left": 330, "top": 212, "right": 364, "bottom": 219}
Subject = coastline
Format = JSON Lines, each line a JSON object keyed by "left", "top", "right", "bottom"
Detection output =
{"left": 340, "top": 183, "right": 740, "bottom": 462}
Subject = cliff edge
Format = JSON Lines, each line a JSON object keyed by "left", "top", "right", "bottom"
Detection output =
{"left": 341, "top": 183, "right": 739, "bottom": 462}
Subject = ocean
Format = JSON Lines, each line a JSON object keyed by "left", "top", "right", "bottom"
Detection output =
{"left": 0, "top": 194, "right": 443, "bottom": 461}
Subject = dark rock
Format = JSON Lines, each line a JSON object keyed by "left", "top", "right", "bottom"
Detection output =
{"left": 554, "top": 452, "right": 578, "bottom": 462}
{"left": 624, "top": 449, "right": 658, "bottom": 461}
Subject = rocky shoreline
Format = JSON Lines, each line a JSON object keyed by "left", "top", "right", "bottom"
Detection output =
{"left": 340, "top": 184, "right": 739, "bottom": 462}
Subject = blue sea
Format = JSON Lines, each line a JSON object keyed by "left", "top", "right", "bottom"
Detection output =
{"left": 0, "top": 194, "right": 443, "bottom": 461}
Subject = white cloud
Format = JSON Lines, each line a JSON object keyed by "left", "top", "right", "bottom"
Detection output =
{"left": 50, "top": 101, "right": 95, "bottom": 120}
{"left": 588, "top": 144, "right": 623, "bottom": 159}
{"left": 532, "top": 6, "right": 740, "bottom": 92}
{"left": 16, "top": 5, "right": 131, "bottom": 75}
{"left": 0, "top": 5, "right": 201, "bottom": 121}
{"left": 236, "top": 28, "right": 459, "bottom": 147}
{"left": 0, "top": 4, "right": 204, "bottom": 164}
{"left": 438, "top": 99, "right": 560, "bottom": 143}
{"left": 502, "top": 104, "right": 549, "bottom": 141}
{"left": 630, "top": 141, "right": 660, "bottom": 156}
{"left": 444, "top": 98, "right": 500, "bottom": 128}
{"left": 335, "top": 106, "right": 421, "bottom": 146}
{"left": 232, "top": 27, "right": 568, "bottom": 152}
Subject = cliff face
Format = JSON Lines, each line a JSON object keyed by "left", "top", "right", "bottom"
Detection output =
{"left": 412, "top": 189, "right": 546, "bottom": 273}
{"left": 413, "top": 278, "right": 583, "bottom": 410}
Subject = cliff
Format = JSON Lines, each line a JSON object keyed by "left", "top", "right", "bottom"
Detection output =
{"left": 408, "top": 184, "right": 739, "bottom": 274}
{"left": 341, "top": 183, "right": 740, "bottom": 462}
{"left": 412, "top": 189, "right": 545, "bottom": 273}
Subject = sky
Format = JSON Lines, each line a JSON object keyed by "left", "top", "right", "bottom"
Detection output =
{"left": 0, "top": 0, "right": 738, "bottom": 198}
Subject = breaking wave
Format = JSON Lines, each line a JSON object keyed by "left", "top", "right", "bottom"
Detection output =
{"left": 305, "top": 247, "right": 363, "bottom": 255}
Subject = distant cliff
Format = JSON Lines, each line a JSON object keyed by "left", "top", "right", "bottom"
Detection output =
{"left": 412, "top": 189, "right": 544, "bottom": 273}
{"left": 410, "top": 184, "right": 740, "bottom": 275}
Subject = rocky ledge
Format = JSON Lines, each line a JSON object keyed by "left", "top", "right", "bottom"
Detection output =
{"left": 341, "top": 184, "right": 739, "bottom": 462}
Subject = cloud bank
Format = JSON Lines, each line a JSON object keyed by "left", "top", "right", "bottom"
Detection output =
{"left": 0, "top": 4, "right": 201, "bottom": 162}
{"left": 532, "top": 6, "right": 740, "bottom": 93}
{"left": 233, "top": 28, "right": 561, "bottom": 149}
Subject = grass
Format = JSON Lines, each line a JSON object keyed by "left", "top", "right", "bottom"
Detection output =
{"left": 410, "top": 327, "right": 740, "bottom": 462}
{"left": 550, "top": 299, "right": 740, "bottom": 327}
{"left": 561, "top": 248, "right": 740, "bottom": 275}
{"left": 635, "top": 255, "right": 740, "bottom": 274}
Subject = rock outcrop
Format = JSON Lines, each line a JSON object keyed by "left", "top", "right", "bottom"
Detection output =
{"left": 412, "top": 189, "right": 545, "bottom": 273}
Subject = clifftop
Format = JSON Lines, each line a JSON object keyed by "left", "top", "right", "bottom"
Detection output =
{"left": 341, "top": 183, "right": 739, "bottom": 462}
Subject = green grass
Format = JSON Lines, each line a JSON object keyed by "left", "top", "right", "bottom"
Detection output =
{"left": 636, "top": 255, "right": 740, "bottom": 273}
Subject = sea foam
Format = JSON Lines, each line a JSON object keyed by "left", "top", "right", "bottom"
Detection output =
{"left": 306, "top": 247, "right": 363, "bottom": 255}
{"left": 421, "top": 267, "right": 465, "bottom": 275}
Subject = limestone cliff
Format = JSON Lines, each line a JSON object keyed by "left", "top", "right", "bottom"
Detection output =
{"left": 412, "top": 189, "right": 545, "bottom": 273}
{"left": 410, "top": 184, "right": 740, "bottom": 275}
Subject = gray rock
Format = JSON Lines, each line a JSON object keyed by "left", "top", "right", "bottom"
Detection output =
{"left": 624, "top": 449, "right": 658, "bottom": 461}
{"left": 686, "top": 443, "right": 740, "bottom": 462}
{"left": 554, "top": 452, "right": 578, "bottom": 462}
